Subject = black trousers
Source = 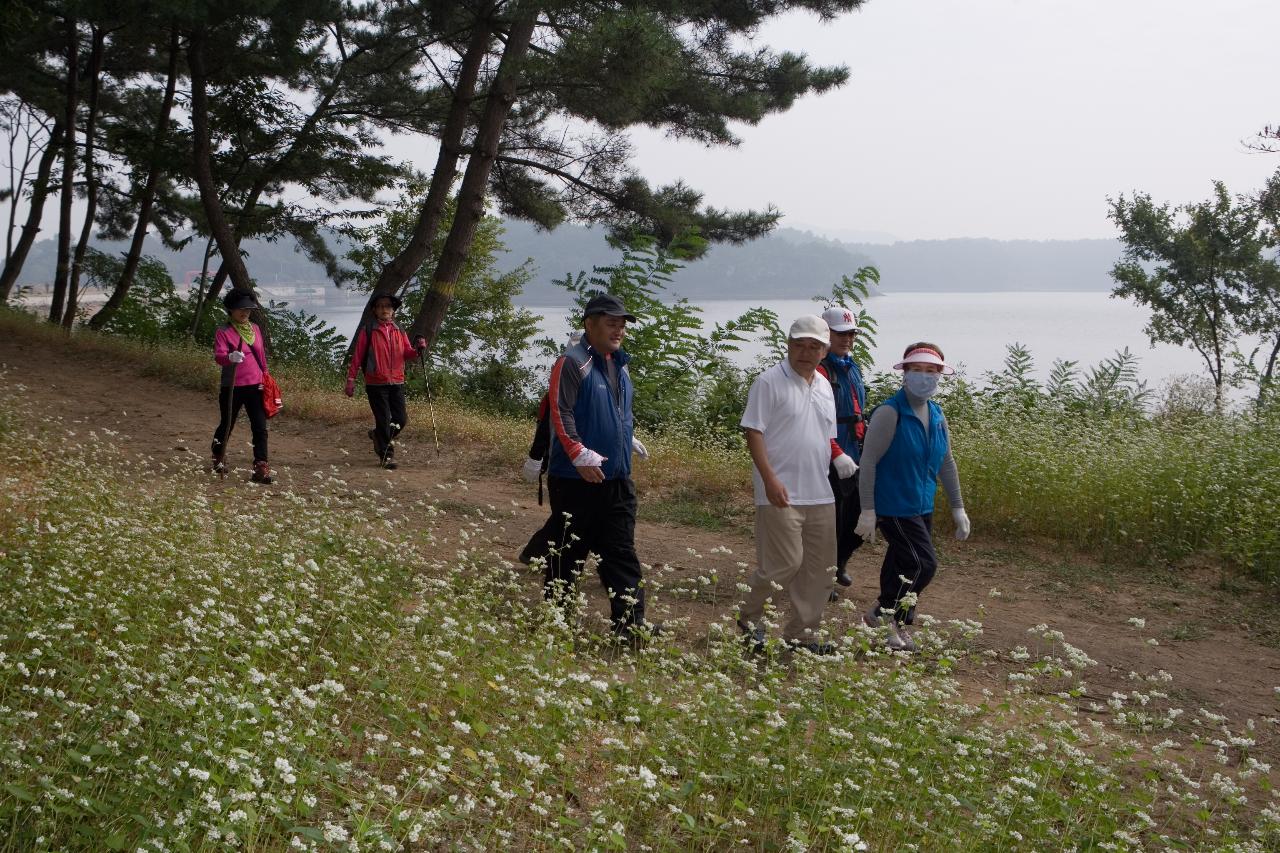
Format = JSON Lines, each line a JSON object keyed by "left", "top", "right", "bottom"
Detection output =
{"left": 366, "top": 384, "right": 408, "bottom": 459}
{"left": 545, "top": 475, "right": 645, "bottom": 629}
{"left": 876, "top": 513, "right": 937, "bottom": 621}
{"left": 829, "top": 467, "right": 865, "bottom": 571}
{"left": 212, "top": 385, "right": 268, "bottom": 463}
{"left": 520, "top": 513, "right": 559, "bottom": 564}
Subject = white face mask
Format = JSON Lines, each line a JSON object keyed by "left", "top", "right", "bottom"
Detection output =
{"left": 904, "top": 370, "right": 940, "bottom": 399}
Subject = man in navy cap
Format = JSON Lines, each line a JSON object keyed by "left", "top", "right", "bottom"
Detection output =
{"left": 543, "top": 293, "right": 655, "bottom": 639}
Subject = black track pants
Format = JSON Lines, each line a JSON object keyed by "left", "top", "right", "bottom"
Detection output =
{"left": 366, "top": 384, "right": 408, "bottom": 459}
{"left": 829, "top": 467, "right": 865, "bottom": 571}
{"left": 212, "top": 385, "right": 268, "bottom": 463}
{"left": 876, "top": 513, "right": 937, "bottom": 620}
{"left": 544, "top": 475, "right": 645, "bottom": 629}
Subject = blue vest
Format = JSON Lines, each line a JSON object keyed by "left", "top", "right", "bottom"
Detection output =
{"left": 821, "top": 355, "right": 867, "bottom": 461}
{"left": 873, "top": 388, "right": 948, "bottom": 517}
{"left": 547, "top": 343, "right": 635, "bottom": 481}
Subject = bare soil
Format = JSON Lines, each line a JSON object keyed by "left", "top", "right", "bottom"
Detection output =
{"left": 5, "top": 332, "right": 1279, "bottom": 743}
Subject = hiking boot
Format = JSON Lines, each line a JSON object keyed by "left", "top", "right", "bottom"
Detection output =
{"left": 786, "top": 639, "right": 836, "bottom": 656}
{"left": 381, "top": 458, "right": 398, "bottom": 470}
{"left": 862, "top": 604, "right": 884, "bottom": 630}
{"left": 211, "top": 454, "right": 227, "bottom": 474}
{"left": 835, "top": 566, "right": 852, "bottom": 587}
{"left": 736, "top": 618, "right": 766, "bottom": 654}
{"left": 828, "top": 588, "right": 840, "bottom": 603}
{"left": 864, "top": 605, "right": 907, "bottom": 652}
{"left": 251, "top": 461, "right": 273, "bottom": 485}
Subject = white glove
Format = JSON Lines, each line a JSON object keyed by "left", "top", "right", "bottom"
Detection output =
{"left": 572, "top": 447, "right": 606, "bottom": 469}
{"left": 227, "top": 351, "right": 245, "bottom": 364}
{"left": 854, "top": 509, "right": 877, "bottom": 542}
{"left": 832, "top": 453, "right": 857, "bottom": 479}
{"left": 952, "top": 508, "right": 971, "bottom": 541}
{"left": 521, "top": 456, "right": 543, "bottom": 482}
{"left": 632, "top": 437, "right": 649, "bottom": 460}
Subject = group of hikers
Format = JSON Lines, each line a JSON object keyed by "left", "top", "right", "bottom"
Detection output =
{"left": 209, "top": 287, "right": 970, "bottom": 653}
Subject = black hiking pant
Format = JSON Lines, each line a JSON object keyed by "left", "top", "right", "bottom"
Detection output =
{"left": 828, "top": 467, "right": 865, "bottom": 571}
{"left": 545, "top": 475, "right": 646, "bottom": 629}
{"left": 875, "top": 513, "right": 937, "bottom": 622}
{"left": 212, "top": 385, "right": 268, "bottom": 463}
{"left": 366, "top": 383, "right": 408, "bottom": 460}
{"left": 520, "top": 512, "right": 559, "bottom": 565}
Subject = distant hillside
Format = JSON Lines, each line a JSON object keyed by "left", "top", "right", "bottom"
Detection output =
{"left": 11, "top": 222, "right": 1122, "bottom": 303}
{"left": 500, "top": 222, "right": 1122, "bottom": 301}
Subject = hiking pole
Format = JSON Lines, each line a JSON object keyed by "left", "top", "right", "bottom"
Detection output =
{"left": 218, "top": 359, "right": 238, "bottom": 480}
{"left": 419, "top": 350, "right": 442, "bottom": 456}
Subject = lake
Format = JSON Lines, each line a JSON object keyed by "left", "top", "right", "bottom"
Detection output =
{"left": 317, "top": 291, "right": 1215, "bottom": 389}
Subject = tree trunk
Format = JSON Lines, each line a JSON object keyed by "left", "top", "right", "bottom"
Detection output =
{"left": 188, "top": 29, "right": 252, "bottom": 294}
{"left": 188, "top": 27, "right": 275, "bottom": 349}
{"left": 357, "top": 12, "right": 491, "bottom": 330}
{"left": 49, "top": 16, "right": 79, "bottom": 325}
{"left": 90, "top": 27, "right": 179, "bottom": 330}
{"left": 189, "top": 260, "right": 228, "bottom": 336}
{"left": 65, "top": 25, "right": 105, "bottom": 330}
{"left": 409, "top": 4, "right": 537, "bottom": 348}
{"left": 188, "top": 236, "right": 218, "bottom": 336}
{"left": 0, "top": 120, "right": 62, "bottom": 303}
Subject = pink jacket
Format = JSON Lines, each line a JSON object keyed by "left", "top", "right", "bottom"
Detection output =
{"left": 214, "top": 323, "right": 268, "bottom": 387}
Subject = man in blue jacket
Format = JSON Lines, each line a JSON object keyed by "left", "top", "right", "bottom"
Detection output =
{"left": 815, "top": 305, "right": 869, "bottom": 595}
{"left": 544, "top": 293, "right": 653, "bottom": 638}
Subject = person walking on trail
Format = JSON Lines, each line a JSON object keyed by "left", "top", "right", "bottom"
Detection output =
{"left": 854, "top": 342, "right": 971, "bottom": 653}
{"left": 518, "top": 332, "right": 582, "bottom": 567}
{"left": 212, "top": 290, "right": 273, "bottom": 484}
{"left": 737, "top": 315, "right": 849, "bottom": 656}
{"left": 544, "top": 294, "right": 654, "bottom": 639}
{"left": 345, "top": 294, "right": 426, "bottom": 470}
{"left": 816, "top": 305, "right": 869, "bottom": 599}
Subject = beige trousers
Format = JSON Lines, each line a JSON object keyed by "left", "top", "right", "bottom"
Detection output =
{"left": 740, "top": 503, "right": 837, "bottom": 641}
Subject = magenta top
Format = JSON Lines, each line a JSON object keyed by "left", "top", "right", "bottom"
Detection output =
{"left": 213, "top": 323, "right": 268, "bottom": 387}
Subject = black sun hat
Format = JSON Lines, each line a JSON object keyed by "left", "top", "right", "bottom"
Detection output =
{"left": 371, "top": 293, "right": 403, "bottom": 310}
{"left": 222, "top": 289, "right": 259, "bottom": 312}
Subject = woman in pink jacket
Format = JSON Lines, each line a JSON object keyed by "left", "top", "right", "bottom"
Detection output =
{"left": 212, "top": 289, "right": 273, "bottom": 484}
{"left": 345, "top": 293, "right": 425, "bottom": 469}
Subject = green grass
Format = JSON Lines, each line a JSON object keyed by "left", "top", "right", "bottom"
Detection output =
{"left": 2, "top": 385, "right": 1279, "bottom": 850}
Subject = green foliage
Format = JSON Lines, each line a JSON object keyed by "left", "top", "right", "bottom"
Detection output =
{"left": 82, "top": 248, "right": 190, "bottom": 342}
{"left": 262, "top": 300, "right": 348, "bottom": 375}
{"left": 811, "top": 265, "right": 880, "bottom": 366}
{"left": 1109, "top": 178, "right": 1280, "bottom": 407}
{"left": 346, "top": 179, "right": 541, "bottom": 415}
{"left": 546, "top": 237, "right": 781, "bottom": 435}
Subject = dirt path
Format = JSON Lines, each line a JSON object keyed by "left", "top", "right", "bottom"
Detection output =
{"left": 4, "top": 333, "right": 1279, "bottom": 740}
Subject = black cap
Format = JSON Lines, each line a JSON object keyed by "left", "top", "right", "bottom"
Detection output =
{"left": 583, "top": 293, "right": 636, "bottom": 323}
{"left": 372, "top": 293, "right": 402, "bottom": 310}
{"left": 222, "top": 289, "right": 259, "bottom": 312}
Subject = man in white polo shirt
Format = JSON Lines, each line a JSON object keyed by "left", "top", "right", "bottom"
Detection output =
{"left": 737, "top": 314, "right": 849, "bottom": 655}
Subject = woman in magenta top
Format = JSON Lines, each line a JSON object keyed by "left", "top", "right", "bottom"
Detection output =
{"left": 212, "top": 289, "right": 272, "bottom": 484}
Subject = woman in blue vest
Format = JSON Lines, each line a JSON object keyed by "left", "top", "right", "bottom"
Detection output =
{"left": 854, "top": 342, "right": 971, "bottom": 652}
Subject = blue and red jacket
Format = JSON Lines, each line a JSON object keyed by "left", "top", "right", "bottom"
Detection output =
{"left": 546, "top": 340, "right": 634, "bottom": 481}
{"left": 817, "top": 354, "right": 867, "bottom": 462}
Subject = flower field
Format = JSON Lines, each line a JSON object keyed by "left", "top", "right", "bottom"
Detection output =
{"left": 1, "top": 384, "right": 1279, "bottom": 851}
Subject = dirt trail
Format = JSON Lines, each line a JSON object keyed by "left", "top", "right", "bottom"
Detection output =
{"left": 4, "top": 333, "right": 1279, "bottom": 739}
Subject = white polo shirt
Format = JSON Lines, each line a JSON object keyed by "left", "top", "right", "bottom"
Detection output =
{"left": 740, "top": 360, "right": 837, "bottom": 506}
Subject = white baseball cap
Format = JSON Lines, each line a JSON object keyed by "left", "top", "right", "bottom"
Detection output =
{"left": 821, "top": 305, "right": 858, "bottom": 333}
{"left": 893, "top": 345, "right": 955, "bottom": 375}
{"left": 788, "top": 314, "right": 829, "bottom": 343}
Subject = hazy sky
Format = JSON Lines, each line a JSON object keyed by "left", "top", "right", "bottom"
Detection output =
{"left": 625, "top": 0, "right": 1280, "bottom": 242}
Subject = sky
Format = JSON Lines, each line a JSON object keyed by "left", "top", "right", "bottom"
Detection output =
{"left": 622, "top": 0, "right": 1280, "bottom": 242}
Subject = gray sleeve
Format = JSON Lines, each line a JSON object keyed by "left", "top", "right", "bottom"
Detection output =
{"left": 938, "top": 414, "right": 963, "bottom": 509}
{"left": 857, "top": 404, "right": 898, "bottom": 512}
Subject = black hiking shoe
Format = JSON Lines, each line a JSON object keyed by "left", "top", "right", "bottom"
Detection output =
{"left": 786, "top": 639, "right": 836, "bottom": 656}
{"left": 835, "top": 566, "right": 852, "bottom": 587}
{"left": 381, "top": 458, "right": 398, "bottom": 470}
{"left": 737, "top": 619, "right": 766, "bottom": 654}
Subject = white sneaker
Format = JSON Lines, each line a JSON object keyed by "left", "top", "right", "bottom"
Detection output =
{"left": 895, "top": 622, "right": 918, "bottom": 653}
